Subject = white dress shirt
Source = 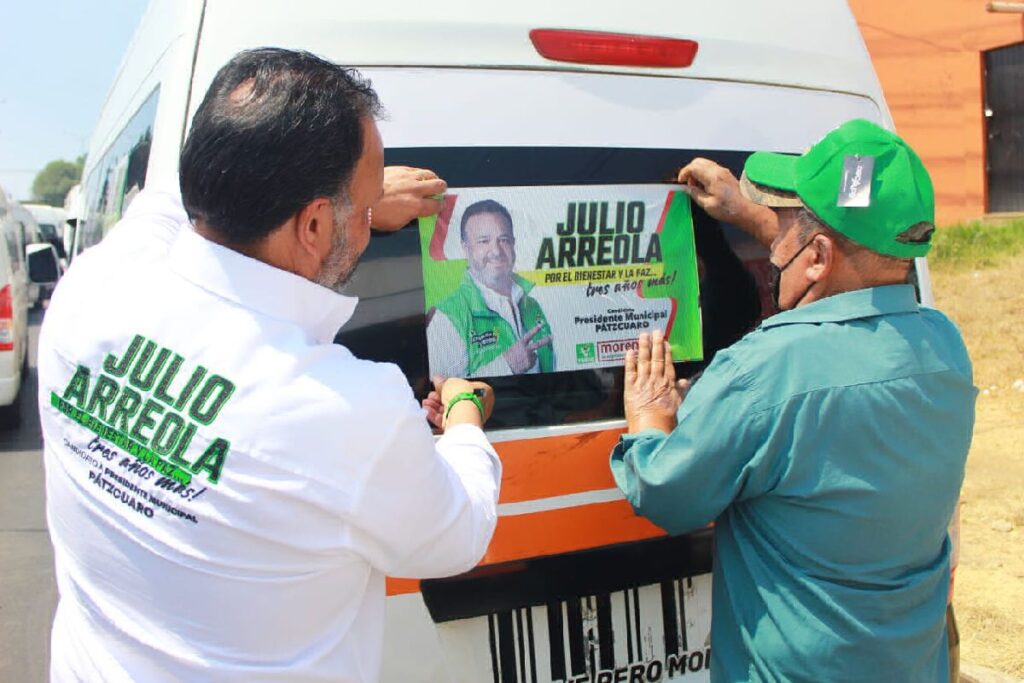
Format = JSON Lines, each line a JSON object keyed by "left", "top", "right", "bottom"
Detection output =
{"left": 38, "top": 189, "right": 501, "bottom": 682}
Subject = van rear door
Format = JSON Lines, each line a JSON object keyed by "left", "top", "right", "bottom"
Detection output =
{"left": 336, "top": 68, "right": 882, "bottom": 682}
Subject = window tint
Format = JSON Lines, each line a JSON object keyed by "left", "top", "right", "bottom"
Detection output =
{"left": 79, "top": 88, "right": 159, "bottom": 254}
{"left": 338, "top": 147, "right": 770, "bottom": 430}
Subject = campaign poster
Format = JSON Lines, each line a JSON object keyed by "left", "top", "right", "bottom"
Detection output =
{"left": 419, "top": 185, "right": 702, "bottom": 379}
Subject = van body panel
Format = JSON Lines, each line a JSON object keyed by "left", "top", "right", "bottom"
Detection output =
{"left": 188, "top": 0, "right": 888, "bottom": 115}
{"left": 82, "top": 0, "right": 201, "bottom": 181}
{"left": 23, "top": 204, "right": 67, "bottom": 240}
{"left": 78, "top": 0, "right": 203, "bottom": 251}
{"left": 361, "top": 68, "right": 881, "bottom": 152}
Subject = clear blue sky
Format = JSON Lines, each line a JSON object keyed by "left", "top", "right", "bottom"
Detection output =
{"left": 0, "top": 0, "right": 149, "bottom": 202}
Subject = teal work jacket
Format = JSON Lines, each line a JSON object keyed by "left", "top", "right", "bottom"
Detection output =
{"left": 612, "top": 285, "right": 976, "bottom": 683}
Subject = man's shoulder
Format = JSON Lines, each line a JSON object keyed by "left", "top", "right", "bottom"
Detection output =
{"left": 84, "top": 190, "right": 188, "bottom": 263}
{"left": 722, "top": 301, "right": 973, "bottom": 405}
{"left": 705, "top": 317, "right": 866, "bottom": 414}
{"left": 919, "top": 305, "right": 967, "bottom": 342}
{"left": 44, "top": 243, "right": 168, "bottom": 343}
{"left": 715, "top": 321, "right": 808, "bottom": 374}
{"left": 916, "top": 305, "right": 973, "bottom": 375}
{"left": 222, "top": 343, "right": 422, "bottom": 475}
{"left": 278, "top": 344, "right": 418, "bottom": 420}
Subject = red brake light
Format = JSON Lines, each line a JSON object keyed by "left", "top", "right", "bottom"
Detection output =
{"left": 0, "top": 285, "right": 12, "bottom": 351}
{"left": 530, "top": 29, "right": 698, "bottom": 68}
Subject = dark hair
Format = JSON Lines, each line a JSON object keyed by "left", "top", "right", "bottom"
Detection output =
{"left": 179, "top": 48, "right": 382, "bottom": 243}
{"left": 460, "top": 199, "right": 514, "bottom": 241}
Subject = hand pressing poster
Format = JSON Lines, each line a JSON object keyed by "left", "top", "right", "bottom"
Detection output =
{"left": 419, "top": 185, "right": 702, "bottom": 379}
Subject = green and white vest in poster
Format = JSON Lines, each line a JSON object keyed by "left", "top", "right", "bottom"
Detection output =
{"left": 434, "top": 271, "right": 554, "bottom": 377}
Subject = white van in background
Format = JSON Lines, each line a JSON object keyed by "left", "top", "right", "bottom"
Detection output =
{"left": 23, "top": 204, "right": 66, "bottom": 251}
{"left": 21, "top": 204, "right": 66, "bottom": 307}
{"left": 0, "top": 187, "right": 34, "bottom": 427}
{"left": 76, "top": 2, "right": 957, "bottom": 680}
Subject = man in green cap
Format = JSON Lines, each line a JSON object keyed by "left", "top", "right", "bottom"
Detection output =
{"left": 611, "top": 119, "right": 976, "bottom": 682}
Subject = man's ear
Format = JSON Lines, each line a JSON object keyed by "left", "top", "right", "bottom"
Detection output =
{"left": 294, "top": 198, "right": 335, "bottom": 260}
{"left": 806, "top": 233, "right": 835, "bottom": 282}
{"left": 276, "top": 197, "right": 335, "bottom": 281}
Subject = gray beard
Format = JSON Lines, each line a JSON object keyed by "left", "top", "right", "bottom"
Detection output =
{"left": 315, "top": 206, "right": 360, "bottom": 293}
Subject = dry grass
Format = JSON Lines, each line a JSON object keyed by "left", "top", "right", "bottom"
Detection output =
{"left": 931, "top": 252, "right": 1024, "bottom": 677}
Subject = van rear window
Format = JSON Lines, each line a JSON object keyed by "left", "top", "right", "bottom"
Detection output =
{"left": 337, "top": 147, "right": 768, "bottom": 430}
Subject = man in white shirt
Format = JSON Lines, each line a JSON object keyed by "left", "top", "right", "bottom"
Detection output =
{"left": 427, "top": 199, "right": 554, "bottom": 378}
{"left": 38, "top": 48, "right": 501, "bottom": 682}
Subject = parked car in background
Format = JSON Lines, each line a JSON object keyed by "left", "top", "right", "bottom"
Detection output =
{"left": 8, "top": 202, "right": 42, "bottom": 250}
{"left": 26, "top": 243, "right": 62, "bottom": 307}
{"left": 23, "top": 203, "right": 68, "bottom": 260}
{"left": 0, "top": 186, "right": 34, "bottom": 427}
{"left": 6, "top": 203, "right": 49, "bottom": 311}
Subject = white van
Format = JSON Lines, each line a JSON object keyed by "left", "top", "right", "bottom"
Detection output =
{"left": 0, "top": 188, "right": 34, "bottom": 426}
{"left": 21, "top": 204, "right": 66, "bottom": 306}
{"left": 23, "top": 203, "right": 66, "bottom": 249}
{"left": 77, "top": 2, "right": 956, "bottom": 680}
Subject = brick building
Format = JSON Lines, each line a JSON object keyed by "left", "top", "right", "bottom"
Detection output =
{"left": 849, "top": 1, "right": 1024, "bottom": 224}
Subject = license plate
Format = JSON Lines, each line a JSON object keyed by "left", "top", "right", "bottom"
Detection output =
{"left": 436, "top": 574, "right": 713, "bottom": 683}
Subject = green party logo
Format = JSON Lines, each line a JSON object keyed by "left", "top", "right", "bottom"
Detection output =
{"left": 576, "top": 342, "right": 596, "bottom": 364}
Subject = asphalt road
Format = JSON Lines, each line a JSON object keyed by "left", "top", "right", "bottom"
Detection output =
{"left": 0, "top": 310, "right": 56, "bottom": 683}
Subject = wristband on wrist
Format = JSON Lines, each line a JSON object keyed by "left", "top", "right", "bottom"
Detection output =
{"left": 444, "top": 391, "right": 484, "bottom": 422}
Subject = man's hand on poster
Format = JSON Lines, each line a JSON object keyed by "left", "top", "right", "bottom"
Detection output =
{"left": 504, "top": 323, "right": 552, "bottom": 374}
{"left": 624, "top": 329, "right": 689, "bottom": 434}
{"left": 676, "top": 158, "right": 778, "bottom": 249}
{"left": 422, "top": 375, "right": 495, "bottom": 431}
{"left": 371, "top": 166, "right": 448, "bottom": 232}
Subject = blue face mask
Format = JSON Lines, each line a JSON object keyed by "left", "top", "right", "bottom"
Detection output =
{"left": 768, "top": 235, "right": 818, "bottom": 311}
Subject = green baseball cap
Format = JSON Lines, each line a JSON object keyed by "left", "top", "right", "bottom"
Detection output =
{"left": 739, "top": 119, "right": 936, "bottom": 258}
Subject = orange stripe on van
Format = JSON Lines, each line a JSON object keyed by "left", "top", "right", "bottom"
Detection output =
{"left": 494, "top": 427, "right": 626, "bottom": 504}
{"left": 386, "top": 499, "right": 666, "bottom": 596}
{"left": 386, "top": 577, "right": 421, "bottom": 596}
{"left": 482, "top": 499, "right": 665, "bottom": 565}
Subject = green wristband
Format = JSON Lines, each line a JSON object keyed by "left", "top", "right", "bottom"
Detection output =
{"left": 444, "top": 391, "right": 484, "bottom": 422}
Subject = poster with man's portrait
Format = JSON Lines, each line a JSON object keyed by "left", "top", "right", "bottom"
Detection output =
{"left": 419, "top": 185, "right": 703, "bottom": 379}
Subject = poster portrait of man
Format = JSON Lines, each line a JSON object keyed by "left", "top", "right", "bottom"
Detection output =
{"left": 420, "top": 186, "right": 703, "bottom": 380}
{"left": 427, "top": 199, "right": 554, "bottom": 378}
